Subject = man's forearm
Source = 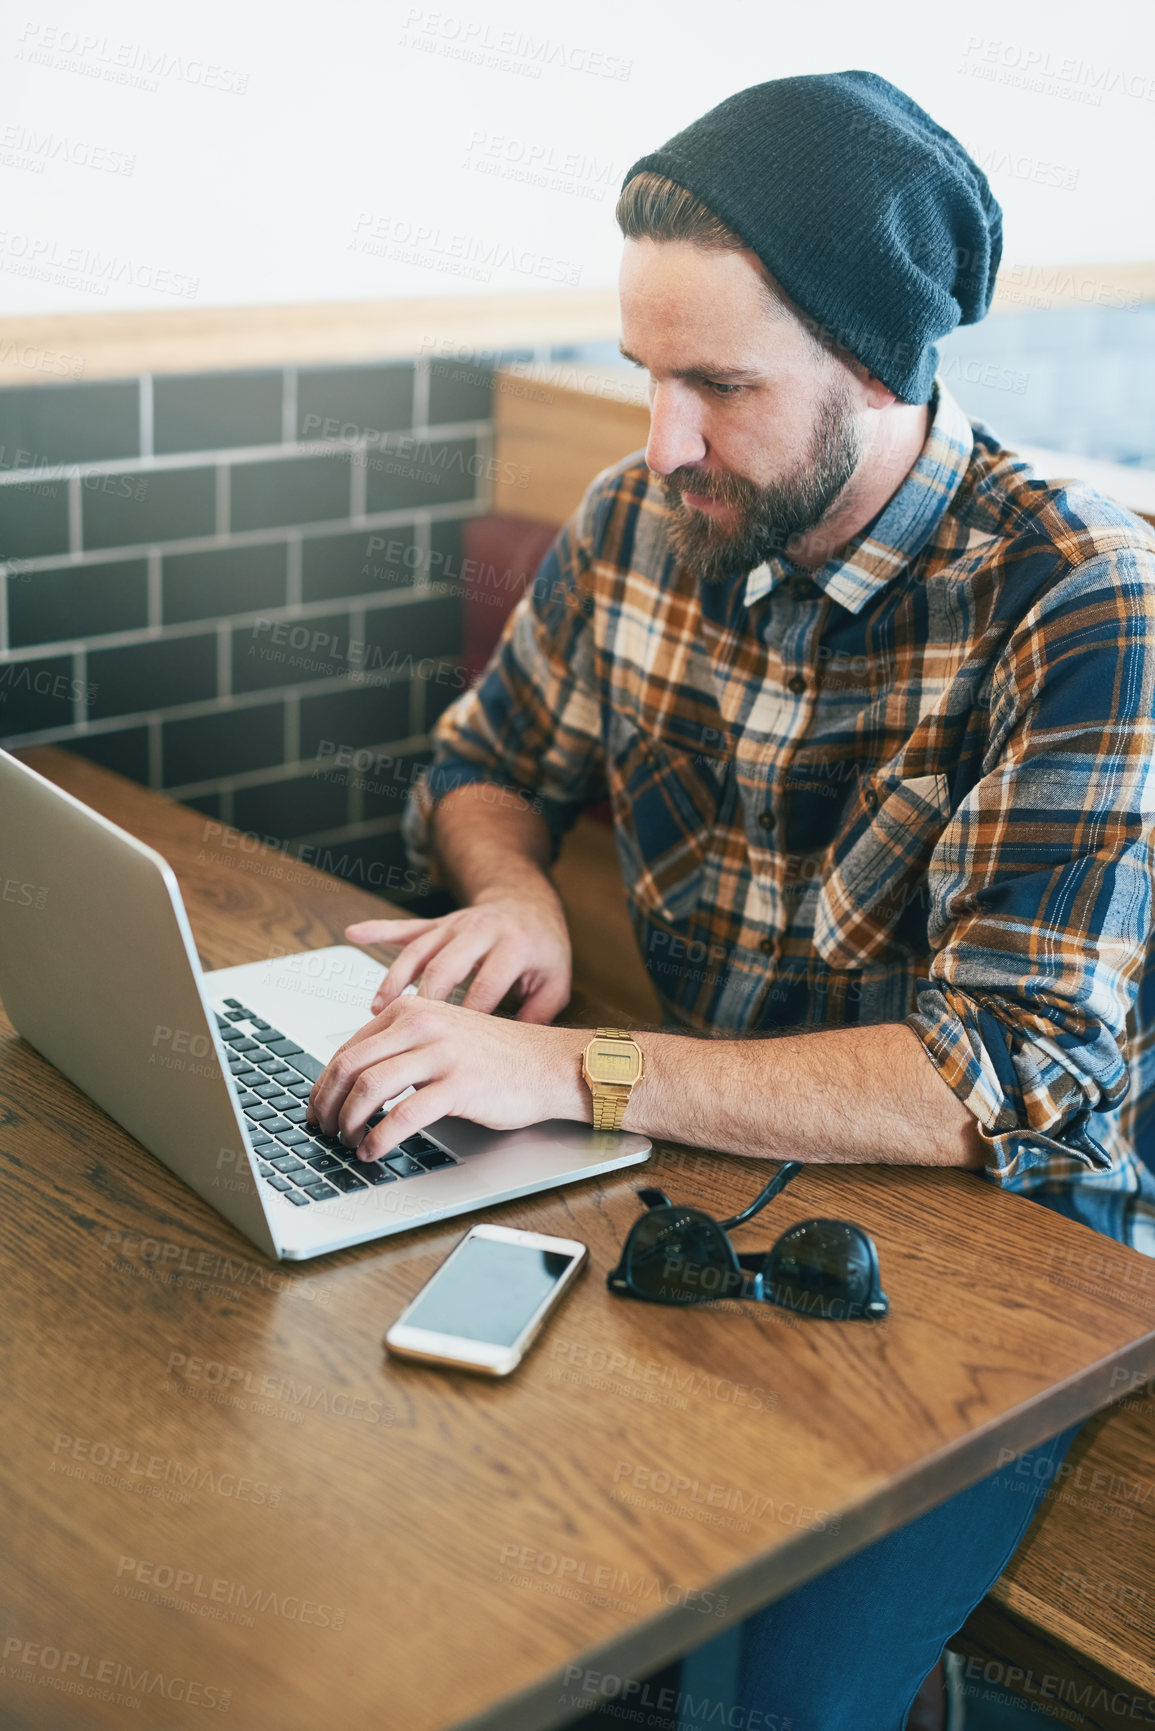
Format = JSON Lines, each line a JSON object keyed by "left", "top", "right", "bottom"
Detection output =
{"left": 427, "top": 789, "right": 984, "bottom": 1166}
{"left": 430, "top": 781, "right": 557, "bottom": 907}
{"left": 609, "top": 1020, "right": 985, "bottom": 1169}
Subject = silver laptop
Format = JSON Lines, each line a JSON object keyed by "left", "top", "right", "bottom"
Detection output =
{"left": 0, "top": 750, "right": 651, "bottom": 1260}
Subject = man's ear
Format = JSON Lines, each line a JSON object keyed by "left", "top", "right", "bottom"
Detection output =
{"left": 843, "top": 354, "right": 898, "bottom": 412}
{"left": 861, "top": 373, "right": 899, "bottom": 411}
{"left": 828, "top": 349, "right": 905, "bottom": 415}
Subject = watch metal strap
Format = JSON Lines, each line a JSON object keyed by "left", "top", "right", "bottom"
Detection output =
{"left": 591, "top": 1083, "right": 633, "bottom": 1131}
{"left": 591, "top": 1027, "right": 635, "bottom": 1131}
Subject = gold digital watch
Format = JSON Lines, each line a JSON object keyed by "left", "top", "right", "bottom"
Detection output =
{"left": 581, "top": 1026, "right": 644, "bottom": 1132}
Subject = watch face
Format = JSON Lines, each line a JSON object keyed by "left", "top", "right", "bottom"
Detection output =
{"left": 587, "top": 1042, "right": 642, "bottom": 1085}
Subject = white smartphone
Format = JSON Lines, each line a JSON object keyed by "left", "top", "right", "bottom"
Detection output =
{"left": 385, "top": 1223, "right": 588, "bottom": 1377}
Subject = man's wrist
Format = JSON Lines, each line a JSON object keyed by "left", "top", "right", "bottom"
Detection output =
{"left": 473, "top": 871, "right": 559, "bottom": 910}
{"left": 430, "top": 780, "right": 555, "bottom": 905}
{"left": 555, "top": 1027, "right": 594, "bottom": 1123}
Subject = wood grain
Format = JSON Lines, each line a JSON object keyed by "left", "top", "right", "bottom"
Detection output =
{"left": 493, "top": 364, "right": 650, "bottom": 524}
{"left": 955, "top": 1380, "right": 1155, "bottom": 1722}
{"left": 0, "top": 289, "right": 625, "bottom": 386}
{"left": 957, "top": 1597, "right": 1152, "bottom": 1730}
{"left": 4, "top": 747, "right": 1155, "bottom": 1731}
{"left": 994, "top": 1390, "right": 1155, "bottom": 1692}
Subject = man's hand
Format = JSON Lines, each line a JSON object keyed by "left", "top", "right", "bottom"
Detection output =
{"left": 307, "top": 997, "right": 589, "bottom": 1160}
{"left": 345, "top": 885, "right": 573, "bottom": 1023}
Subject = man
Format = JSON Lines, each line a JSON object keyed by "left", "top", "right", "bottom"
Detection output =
{"left": 309, "top": 73, "right": 1155, "bottom": 1727}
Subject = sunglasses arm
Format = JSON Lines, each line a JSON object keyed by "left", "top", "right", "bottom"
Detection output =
{"left": 717, "top": 1161, "right": 802, "bottom": 1230}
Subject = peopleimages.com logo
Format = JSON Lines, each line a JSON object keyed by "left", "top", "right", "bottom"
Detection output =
{"left": 114, "top": 1555, "right": 345, "bottom": 1630}
{"left": 2, "top": 1637, "right": 230, "bottom": 1712}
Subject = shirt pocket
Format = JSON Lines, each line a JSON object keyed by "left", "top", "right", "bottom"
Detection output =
{"left": 606, "top": 715, "right": 726, "bottom": 927}
{"left": 812, "top": 769, "right": 952, "bottom": 970}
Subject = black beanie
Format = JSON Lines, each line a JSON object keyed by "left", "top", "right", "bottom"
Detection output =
{"left": 620, "top": 71, "right": 1004, "bottom": 404}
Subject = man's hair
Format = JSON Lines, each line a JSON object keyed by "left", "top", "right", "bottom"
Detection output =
{"left": 616, "top": 169, "right": 747, "bottom": 253}
{"left": 615, "top": 170, "right": 833, "bottom": 362}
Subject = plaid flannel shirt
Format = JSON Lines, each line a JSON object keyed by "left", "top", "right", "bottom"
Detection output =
{"left": 404, "top": 380, "right": 1155, "bottom": 1255}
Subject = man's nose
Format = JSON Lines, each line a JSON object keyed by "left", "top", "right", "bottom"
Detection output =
{"left": 644, "top": 382, "right": 707, "bottom": 475}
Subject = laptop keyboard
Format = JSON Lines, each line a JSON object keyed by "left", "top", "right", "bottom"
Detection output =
{"left": 214, "top": 998, "right": 459, "bottom": 1206}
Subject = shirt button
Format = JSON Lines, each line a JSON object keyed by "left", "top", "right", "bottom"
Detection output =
{"left": 787, "top": 674, "right": 807, "bottom": 695}
{"left": 759, "top": 937, "right": 775, "bottom": 955}
{"left": 758, "top": 810, "right": 775, "bottom": 832}
{"left": 863, "top": 784, "right": 879, "bottom": 812}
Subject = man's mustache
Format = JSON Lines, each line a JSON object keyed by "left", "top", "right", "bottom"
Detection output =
{"left": 662, "top": 468, "right": 755, "bottom": 507}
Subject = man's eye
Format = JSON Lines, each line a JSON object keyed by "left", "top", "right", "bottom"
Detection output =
{"left": 706, "top": 381, "right": 742, "bottom": 397}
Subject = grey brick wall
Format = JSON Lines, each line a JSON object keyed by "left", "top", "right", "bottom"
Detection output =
{"left": 0, "top": 352, "right": 519, "bottom": 906}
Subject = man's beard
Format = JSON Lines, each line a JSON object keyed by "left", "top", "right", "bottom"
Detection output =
{"left": 657, "top": 383, "right": 863, "bottom": 584}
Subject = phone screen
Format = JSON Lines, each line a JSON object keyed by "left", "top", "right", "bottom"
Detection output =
{"left": 403, "top": 1237, "right": 578, "bottom": 1347}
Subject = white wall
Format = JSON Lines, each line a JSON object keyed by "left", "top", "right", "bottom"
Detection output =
{"left": 1, "top": 0, "right": 1151, "bottom": 316}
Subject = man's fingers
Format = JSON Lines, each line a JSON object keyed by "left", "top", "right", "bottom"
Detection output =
{"left": 460, "top": 951, "right": 524, "bottom": 1014}
{"left": 359, "top": 1082, "right": 458, "bottom": 1163}
{"left": 415, "top": 934, "right": 493, "bottom": 1003}
{"left": 346, "top": 917, "right": 434, "bottom": 946}
{"left": 371, "top": 929, "right": 455, "bottom": 1010}
{"left": 515, "top": 975, "right": 572, "bottom": 1025}
{"left": 336, "top": 1053, "right": 436, "bottom": 1149}
{"left": 309, "top": 1020, "right": 418, "bottom": 1131}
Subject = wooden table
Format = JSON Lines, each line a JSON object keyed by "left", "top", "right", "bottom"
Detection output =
{"left": 4, "top": 747, "right": 1155, "bottom": 1731}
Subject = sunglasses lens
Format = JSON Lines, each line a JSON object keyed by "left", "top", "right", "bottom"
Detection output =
{"left": 626, "top": 1209, "right": 742, "bottom": 1304}
{"left": 764, "top": 1221, "right": 876, "bottom": 1317}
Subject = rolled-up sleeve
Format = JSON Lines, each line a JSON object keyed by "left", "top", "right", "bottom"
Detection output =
{"left": 906, "top": 547, "right": 1155, "bottom": 1185}
{"left": 402, "top": 480, "right": 610, "bottom": 879}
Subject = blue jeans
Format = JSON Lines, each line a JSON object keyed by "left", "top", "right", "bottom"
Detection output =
{"left": 727, "top": 1420, "right": 1083, "bottom": 1731}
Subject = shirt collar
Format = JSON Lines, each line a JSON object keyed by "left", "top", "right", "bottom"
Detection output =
{"left": 742, "top": 379, "right": 975, "bottom": 613}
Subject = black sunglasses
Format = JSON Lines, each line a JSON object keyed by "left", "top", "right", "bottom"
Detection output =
{"left": 607, "top": 1162, "right": 889, "bottom": 1321}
